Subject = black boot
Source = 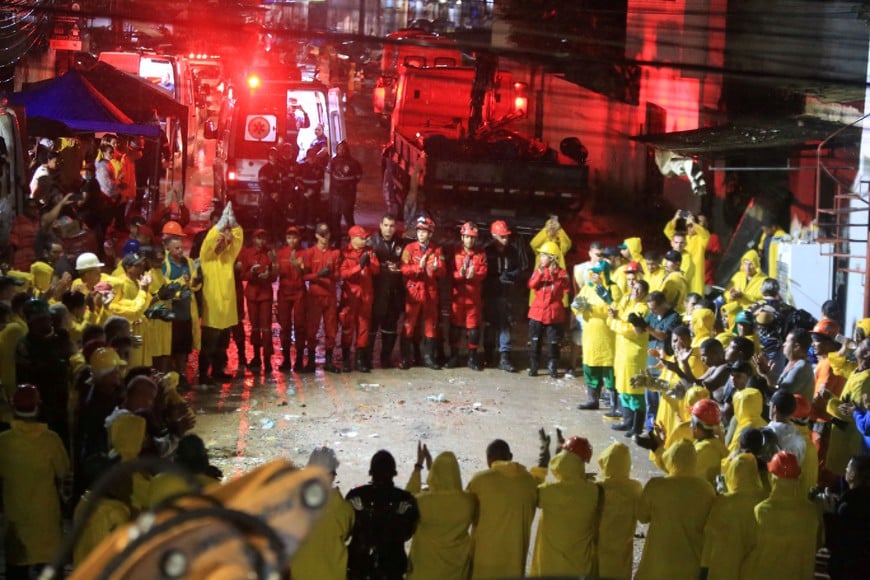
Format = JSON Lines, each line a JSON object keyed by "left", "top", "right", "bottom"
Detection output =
{"left": 498, "top": 352, "right": 516, "bottom": 373}
{"left": 263, "top": 351, "right": 273, "bottom": 373}
{"left": 578, "top": 387, "right": 600, "bottom": 410}
{"left": 324, "top": 350, "right": 341, "bottom": 373}
{"left": 279, "top": 342, "right": 292, "bottom": 370}
{"left": 300, "top": 348, "right": 316, "bottom": 373}
{"left": 547, "top": 344, "right": 560, "bottom": 378}
{"left": 294, "top": 347, "right": 305, "bottom": 372}
{"left": 468, "top": 349, "right": 483, "bottom": 371}
{"left": 341, "top": 347, "right": 352, "bottom": 373}
{"left": 611, "top": 407, "right": 633, "bottom": 431}
{"left": 604, "top": 389, "right": 621, "bottom": 418}
{"left": 528, "top": 353, "right": 539, "bottom": 377}
{"left": 357, "top": 348, "right": 371, "bottom": 373}
{"left": 399, "top": 338, "right": 413, "bottom": 370}
{"left": 381, "top": 333, "right": 397, "bottom": 369}
{"left": 422, "top": 338, "right": 441, "bottom": 370}
{"left": 445, "top": 326, "right": 462, "bottom": 368}
{"left": 249, "top": 345, "right": 262, "bottom": 369}
{"left": 628, "top": 407, "right": 646, "bottom": 437}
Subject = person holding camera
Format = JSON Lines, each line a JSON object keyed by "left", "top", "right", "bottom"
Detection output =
{"left": 162, "top": 234, "right": 202, "bottom": 384}
{"left": 663, "top": 209, "right": 709, "bottom": 295}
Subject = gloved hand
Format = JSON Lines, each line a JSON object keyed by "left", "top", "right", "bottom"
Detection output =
{"left": 359, "top": 252, "right": 370, "bottom": 268}
{"left": 499, "top": 271, "right": 514, "bottom": 285}
{"left": 555, "top": 427, "right": 565, "bottom": 448}
{"left": 630, "top": 370, "right": 654, "bottom": 389}
{"left": 627, "top": 312, "right": 647, "bottom": 329}
{"left": 537, "top": 428, "right": 551, "bottom": 468}
{"left": 225, "top": 201, "right": 238, "bottom": 228}
{"left": 157, "top": 282, "right": 179, "bottom": 300}
{"left": 571, "top": 295, "right": 590, "bottom": 313}
{"left": 634, "top": 431, "right": 662, "bottom": 451}
{"left": 317, "top": 267, "right": 331, "bottom": 278}
{"left": 216, "top": 202, "right": 231, "bottom": 230}
{"left": 595, "top": 284, "right": 613, "bottom": 305}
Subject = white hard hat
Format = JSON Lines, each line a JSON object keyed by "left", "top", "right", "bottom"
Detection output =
{"left": 76, "top": 252, "right": 105, "bottom": 271}
{"left": 307, "top": 446, "right": 339, "bottom": 473}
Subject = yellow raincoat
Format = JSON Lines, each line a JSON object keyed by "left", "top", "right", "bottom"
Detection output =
{"left": 529, "top": 225, "right": 572, "bottom": 307}
{"left": 636, "top": 439, "right": 715, "bottom": 580}
{"left": 147, "top": 470, "right": 220, "bottom": 508}
{"left": 646, "top": 266, "right": 666, "bottom": 293}
{"left": 607, "top": 296, "right": 649, "bottom": 395}
{"left": 406, "top": 451, "right": 475, "bottom": 580}
{"left": 72, "top": 493, "right": 131, "bottom": 566}
{"left": 30, "top": 261, "right": 54, "bottom": 297}
{"left": 291, "top": 487, "right": 355, "bottom": 580}
{"left": 660, "top": 269, "right": 688, "bottom": 313}
{"left": 700, "top": 453, "right": 765, "bottom": 580}
{"left": 695, "top": 436, "right": 729, "bottom": 487}
{"left": 0, "top": 320, "right": 27, "bottom": 412}
{"left": 574, "top": 282, "right": 622, "bottom": 367}
{"left": 612, "top": 237, "right": 643, "bottom": 294}
{"left": 163, "top": 254, "right": 203, "bottom": 350}
{"left": 466, "top": 460, "right": 538, "bottom": 579}
{"left": 144, "top": 266, "right": 171, "bottom": 362}
{"left": 690, "top": 307, "right": 715, "bottom": 347}
{"left": 654, "top": 380, "right": 708, "bottom": 456}
{"left": 107, "top": 412, "right": 151, "bottom": 511}
{"left": 664, "top": 217, "right": 710, "bottom": 294}
{"left": 728, "top": 387, "right": 767, "bottom": 453}
{"left": 529, "top": 451, "right": 599, "bottom": 577}
{"left": 743, "top": 477, "right": 821, "bottom": 579}
{"left": 824, "top": 357, "right": 870, "bottom": 475}
{"left": 757, "top": 227, "right": 787, "bottom": 278}
{"left": 0, "top": 420, "right": 70, "bottom": 565}
{"left": 726, "top": 250, "right": 765, "bottom": 310}
{"left": 597, "top": 443, "right": 642, "bottom": 580}
{"left": 795, "top": 422, "right": 819, "bottom": 496}
{"left": 200, "top": 225, "right": 244, "bottom": 329}
{"left": 107, "top": 275, "right": 151, "bottom": 366}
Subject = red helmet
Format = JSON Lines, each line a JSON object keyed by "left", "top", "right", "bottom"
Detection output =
{"left": 560, "top": 436, "right": 592, "bottom": 463}
{"left": 460, "top": 222, "right": 479, "bottom": 237}
{"left": 625, "top": 261, "right": 642, "bottom": 274}
{"left": 490, "top": 220, "right": 511, "bottom": 237}
{"left": 13, "top": 384, "right": 41, "bottom": 418}
{"left": 768, "top": 451, "right": 801, "bottom": 479}
{"left": 415, "top": 216, "right": 435, "bottom": 232}
{"left": 691, "top": 399, "right": 721, "bottom": 427}
{"left": 811, "top": 318, "right": 840, "bottom": 340}
{"left": 162, "top": 220, "right": 185, "bottom": 236}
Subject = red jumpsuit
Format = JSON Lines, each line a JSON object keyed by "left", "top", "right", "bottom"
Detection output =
{"left": 528, "top": 266, "right": 570, "bottom": 324}
{"left": 451, "top": 247, "right": 487, "bottom": 329}
{"left": 401, "top": 241, "right": 445, "bottom": 339}
{"left": 275, "top": 246, "right": 306, "bottom": 355}
{"left": 302, "top": 244, "right": 341, "bottom": 351}
{"left": 8, "top": 214, "right": 39, "bottom": 272}
{"left": 238, "top": 246, "right": 277, "bottom": 357}
{"left": 339, "top": 246, "right": 380, "bottom": 349}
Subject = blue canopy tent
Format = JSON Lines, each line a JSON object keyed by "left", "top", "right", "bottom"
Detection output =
{"left": 7, "top": 70, "right": 160, "bottom": 137}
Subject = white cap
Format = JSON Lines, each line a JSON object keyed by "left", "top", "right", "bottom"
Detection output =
{"left": 307, "top": 446, "right": 339, "bottom": 473}
{"left": 76, "top": 252, "right": 105, "bottom": 271}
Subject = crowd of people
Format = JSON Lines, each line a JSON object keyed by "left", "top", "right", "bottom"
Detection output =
{"left": 2, "top": 136, "right": 870, "bottom": 577}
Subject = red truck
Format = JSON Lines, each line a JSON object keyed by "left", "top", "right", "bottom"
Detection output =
{"left": 382, "top": 65, "right": 589, "bottom": 233}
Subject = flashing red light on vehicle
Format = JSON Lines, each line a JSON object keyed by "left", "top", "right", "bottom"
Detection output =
{"left": 228, "top": 170, "right": 237, "bottom": 181}
{"left": 247, "top": 75, "right": 261, "bottom": 90}
{"left": 513, "top": 82, "right": 528, "bottom": 116}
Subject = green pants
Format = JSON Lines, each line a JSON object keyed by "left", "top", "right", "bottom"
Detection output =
{"left": 583, "top": 365, "right": 614, "bottom": 390}
{"left": 620, "top": 393, "right": 646, "bottom": 411}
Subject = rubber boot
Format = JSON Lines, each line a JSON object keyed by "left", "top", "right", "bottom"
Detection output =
{"left": 249, "top": 345, "right": 262, "bottom": 369}
{"left": 399, "top": 337, "right": 413, "bottom": 370}
{"left": 468, "top": 349, "right": 483, "bottom": 371}
{"left": 611, "top": 406, "right": 633, "bottom": 431}
{"left": 263, "top": 349, "right": 273, "bottom": 373}
{"left": 628, "top": 407, "right": 646, "bottom": 437}
{"left": 604, "top": 389, "right": 622, "bottom": 418}
{"left": 279, "top": 342, "right": 292, "bottom": 370}
{"left": 547, "top": 344, "right": 560, "bottom": 378}
{"left": 528, "top": 335, "right": 541, "bottom": 377}
{"left": 381, "top": 333, "right": 397, "bottom": 369}
{"left": 294, "top": 348, "right": 305, "bottom": 372}
{"left": 341, "top": 347, "right": 352, "bottom": 373}
{"left": 578, "top": 387, "right": 600, "bottom": 410}
{"left": 422, "top": 338, "right": 441, "bottom": 370}
{"left": 356, "top": 348, "right": 371, "bottom": 373}
{"left": 324, "top": 350, "right": 341, "bottom": 373}
{"left": 300, "top": 347, "right": 316, "bottom": 373}
{"left": 498, "top": 352, "right": 516, "bottom": 373}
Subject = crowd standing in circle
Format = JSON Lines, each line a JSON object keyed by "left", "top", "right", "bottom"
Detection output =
{"left": 1, "top": 136, "right": 870, "bottom": 579}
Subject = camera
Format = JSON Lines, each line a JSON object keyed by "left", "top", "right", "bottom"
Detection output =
{"left": 680, "top": 210, "right": 692, "bottom": 219}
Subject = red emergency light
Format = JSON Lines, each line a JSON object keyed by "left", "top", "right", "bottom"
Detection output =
{"left": 513, "top": 82, "right": 528, "bottom": 116}
{"left": 247, "top": 75, "right": 261, "bottom": 90}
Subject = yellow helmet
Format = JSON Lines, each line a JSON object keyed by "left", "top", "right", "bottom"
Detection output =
{"left": 90, "top": 347, "right": 125, "bottom": 372}
{"left": 538, "top": 241, "right": 562, "bottom": 257}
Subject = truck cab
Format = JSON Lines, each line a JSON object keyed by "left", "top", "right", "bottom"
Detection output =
{"left": 0, "top": 105, "right": 27, "bottom": 249}
{"left": 205, "top": 76, "right": 345, "bottom": 227}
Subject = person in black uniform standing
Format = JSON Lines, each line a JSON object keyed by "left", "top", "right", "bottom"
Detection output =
{"left": 483, "top": 220, "right": 521, "bottom": 372}
{"left": 328, "top": 140, "right": 363, "bottom": 242}
{"left": 369, "top": 214, "right": 406, "bottom": 368}
{"left": 346, "top": 450, "right": 419, "bottom": 580}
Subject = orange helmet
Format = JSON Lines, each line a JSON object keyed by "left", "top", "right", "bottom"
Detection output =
{"left": 811, "top": 318, "right": 840, "bottom": 340}
{"left": 560, "top": 436, "right": 592, "bottom": 463}
{"left": 768, "top": 450, "right": 801, "bottom": 479}
{"left": 490, "top": 220, "right": 511, "bottom": 237}
{"left": 13, "top": 384, "right": 41, "bottom": 418}
{"left": 691, "top": 399, "right": 721, "bottom": 427}
{"left": 162, "top": 220, "right": 185, "bottom": 236}
{"left": 460, "top": 222, "right": 478, "bottom": 237}
{"left": 792, "top": 394, "right": 811, "bottom": 420}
